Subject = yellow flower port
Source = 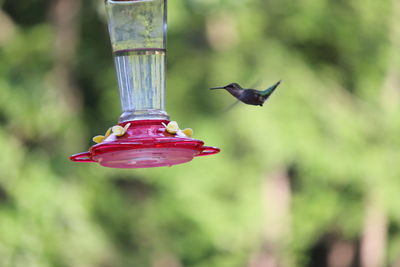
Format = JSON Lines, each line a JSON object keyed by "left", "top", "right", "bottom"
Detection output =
{"left": 162, "top": 121, "right": 193, "bottom": 138}
{"left": 92, "top": 123, "right": 131, "bottom": 144}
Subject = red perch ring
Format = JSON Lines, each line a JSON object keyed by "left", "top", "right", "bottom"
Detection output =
{"left": 70, "top": 120, "right": 220, "bottom": 168}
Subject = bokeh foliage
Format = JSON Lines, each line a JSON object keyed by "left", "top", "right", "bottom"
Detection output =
{"left": 0, "top": 0, "right": 399, "bottom": 266}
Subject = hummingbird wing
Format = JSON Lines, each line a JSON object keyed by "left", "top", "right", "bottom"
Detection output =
{"left": 247, "top": 78, "right": 262, "bottom": 90}
{"left": 221, "top": 100, "right": 241, "bottom": 113}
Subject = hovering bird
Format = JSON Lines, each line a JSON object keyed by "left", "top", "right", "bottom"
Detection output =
{"left": 210, "top": 80, "right": 281, "bottom": 106}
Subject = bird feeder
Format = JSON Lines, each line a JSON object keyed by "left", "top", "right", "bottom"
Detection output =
{"left": 70, "top": 0, "right": 219, "bottom": 168}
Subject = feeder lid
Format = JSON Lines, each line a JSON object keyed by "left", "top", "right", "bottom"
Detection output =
{"left": 70, "top": 120, "right": 220, "bottom": 168}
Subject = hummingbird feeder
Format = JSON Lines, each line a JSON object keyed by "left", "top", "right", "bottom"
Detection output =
{"left": 70, "top": 0, "right": 220, "bottom": 168}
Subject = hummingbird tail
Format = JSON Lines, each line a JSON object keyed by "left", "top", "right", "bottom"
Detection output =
{"left": 262, "top": 80, "right": 282, "bottom": 96}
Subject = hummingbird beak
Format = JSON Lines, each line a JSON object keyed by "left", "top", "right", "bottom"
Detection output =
{"left": 209, "top": 86, "right": 225, "bottom": 90}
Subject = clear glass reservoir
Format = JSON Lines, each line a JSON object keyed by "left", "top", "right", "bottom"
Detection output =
{"left": 105, "top": 0, "right": 168, "bottom": 122}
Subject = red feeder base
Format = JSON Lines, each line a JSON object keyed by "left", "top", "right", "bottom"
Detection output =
{"left": 70, "top": 120, "right": 220, "bottom": 168}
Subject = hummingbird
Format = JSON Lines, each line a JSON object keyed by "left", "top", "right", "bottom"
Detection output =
{"left": 210, "top": 80, "right": 281, "bottom": 106}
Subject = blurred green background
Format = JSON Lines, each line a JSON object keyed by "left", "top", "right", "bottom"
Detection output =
{"left": 1, "top": 0, "right": 400, "bottom": 266}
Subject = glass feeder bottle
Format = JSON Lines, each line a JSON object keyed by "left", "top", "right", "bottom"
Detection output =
{"left": 105, "top": 0, "right": 169, "bottom": 122}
